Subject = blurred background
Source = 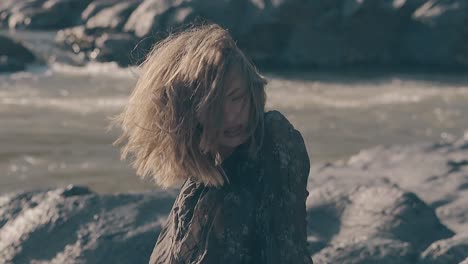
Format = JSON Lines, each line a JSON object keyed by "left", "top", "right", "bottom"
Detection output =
{"left": 1, "top": 0, "right": 468, "bottom": 194}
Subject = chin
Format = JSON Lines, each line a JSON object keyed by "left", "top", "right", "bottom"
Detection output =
{"left": 219, "top": 135, "right": 246, "bottom": 148}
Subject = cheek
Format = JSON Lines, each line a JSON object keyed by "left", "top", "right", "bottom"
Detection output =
{"left": 241, "top": 99, "right": 251, "bottom": 121}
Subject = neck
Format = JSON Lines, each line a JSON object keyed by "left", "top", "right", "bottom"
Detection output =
{"left": 219, "top": 145, "right": 235, "bottom": 161}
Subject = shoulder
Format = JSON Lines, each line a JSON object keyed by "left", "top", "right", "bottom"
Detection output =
{"left": 263, "top": 110, "right": 296, "bottom": 147}
{"left": 264, "top": 110, "right": 292, "bottom": 133}
{"left": 263, "top": 110, "right": 309, "bottom": 169}
{"left": 263, "top": 110, "right": 304, "bottom": 150}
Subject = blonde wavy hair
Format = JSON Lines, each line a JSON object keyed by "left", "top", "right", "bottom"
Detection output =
{"left": 112, "top": 23, "right": 267, "bottom": 188}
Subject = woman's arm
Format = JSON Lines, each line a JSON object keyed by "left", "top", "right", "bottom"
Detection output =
{"left": 262, "top": 110, "right": 312, "bottom": 264}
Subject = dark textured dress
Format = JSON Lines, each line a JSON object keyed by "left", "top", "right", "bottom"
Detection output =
{"left": 149, "top": 111, "right": 312, "bottom": 264}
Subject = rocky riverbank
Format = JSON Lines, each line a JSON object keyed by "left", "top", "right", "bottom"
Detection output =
{"left": 2, "top": 0, "right": 468, "bottom": 70}
{"left": 1, "top": 135, "right": 467, "bottom": 263}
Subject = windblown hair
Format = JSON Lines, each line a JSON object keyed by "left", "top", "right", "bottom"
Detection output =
{"left": 112, "top": 23, "right": 267, "bottom": 188}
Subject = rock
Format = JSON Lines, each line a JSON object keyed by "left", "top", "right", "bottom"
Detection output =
{"left": 55, "top": 27, "right": 142, "bottom": 66}
{"left": 312, "top": 238, "right": 417, "bottom": 264}
{"left": 307, "top": 136, "right": 468, "bottom": 263}
{"left": 340, "top": 186, "right": 452, "bottom": 251}
{"left": 1, "top": 0, "right": 41, "bottom": 29}
{"left": 401, "top": 0, "right": 468, "bottom": 69}
{"left": 1, "top": 137, "right": 468, "bottom": 263}
{"left": 81, "top": 0, "right": 121, "bottom": 22}
{"left": 0, "top": 182, "right": 458, "bottom": 263}
{"left": 0, "top": 56, "right": 25, "bottom": 72}
{"left": 0, "top": 35, "right": 36, "bottom": 72}
{"left": 3, "top": 0, "right": 468, "bottom": 70}
{"left": 60, "top": 184, "right": 92, "bottom": 197}
{"left": 94, "top": 33, "right": 140, "bottom": 66}
{"left": 55, "top": 26, "right": 95, "bottom": 55}
{"left": 122, "top": 0, "right": 283, "bottom": 65}
{"left": 0, "top": 187, "right": 177, "bottom": 264}
{"left": 0, "top": 0, "right": 17, "bottom": 27}
{"left": 85, "top": 1, "right": 141, "bottom": 32}
{"left": 311, "top": 137, "right": 468, "bottom": 234}
{"left": 6, "top": 0, "right": 92, "bottom": 29}
{"left": 307, "top": 183, "right": 454, "bottom": 263}
{"left": 420, "top": 234, "right": 468, "bottom": 264}
{"left": 282, "top": 0, "right": 425, "bottom": 67}
{"left": 123, "top": 0, "right": 196, "bottom": 38}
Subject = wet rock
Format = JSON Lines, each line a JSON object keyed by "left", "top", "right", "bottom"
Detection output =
{"left": 0, "top": 35, "right": 36, "bottom": 72}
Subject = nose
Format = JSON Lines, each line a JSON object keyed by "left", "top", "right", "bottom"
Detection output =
{"left": 224, "top": 109, "right": 237, "bottom": 125}
{"left": 224, "top": 102, "right": 241, "bottom": 125}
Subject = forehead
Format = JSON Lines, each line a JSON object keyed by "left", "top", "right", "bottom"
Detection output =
{"left": 224, "top": 64, "right": 247, "bottom": 94}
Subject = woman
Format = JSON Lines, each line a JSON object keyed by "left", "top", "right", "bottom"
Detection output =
{"left": 113, "top": 23, "right": 312, "bottom": 264}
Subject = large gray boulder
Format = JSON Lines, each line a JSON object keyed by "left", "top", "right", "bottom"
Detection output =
{"left": 307, "top": 183, "right": 454, "bottom": 263}
{"left": 311, "top": 134, "right": 468, "bottom": 233}
{"left": 0, "top": 185, "right": 176, "bottom": 264}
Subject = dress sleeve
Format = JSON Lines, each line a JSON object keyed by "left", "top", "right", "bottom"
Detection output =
{"left": 263, "top": 110, "right": 312, "bottom": 264}
{"left": 149, "top": 178, "right": 257, "bottom": 264}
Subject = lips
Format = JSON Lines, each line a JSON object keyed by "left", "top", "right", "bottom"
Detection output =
{"left": 224, "top": 125, "right": 243, "bottom": 137}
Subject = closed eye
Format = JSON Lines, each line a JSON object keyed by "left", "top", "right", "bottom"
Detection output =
{"left": 232, "top": 93, "right": 246, "bottom": 102}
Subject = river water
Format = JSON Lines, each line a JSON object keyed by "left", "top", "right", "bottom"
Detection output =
{"left": 1, "top": 62, "right": 468, "bottom": 194}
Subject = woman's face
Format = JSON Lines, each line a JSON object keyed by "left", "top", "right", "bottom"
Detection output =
{"left": 218, "top": 66, "right": 251, "bottom": 153}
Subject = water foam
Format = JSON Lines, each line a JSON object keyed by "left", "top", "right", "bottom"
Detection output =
{"left": 1, "top": 96, "right": 127, "bottom": 113}
{"left": 266, "top": 78, "right": 468, "bottom": 109}
{"left": 50, "top": 62, "right": 139, "bottom": 79}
